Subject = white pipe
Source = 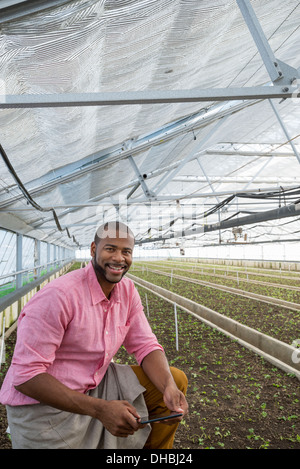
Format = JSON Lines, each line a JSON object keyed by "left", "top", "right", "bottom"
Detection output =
{"left": 174, "top": 303, "right": 179, "bottom": 352}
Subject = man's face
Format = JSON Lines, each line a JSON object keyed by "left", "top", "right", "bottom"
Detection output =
{"left": 91, "top": 229, "right": 134, "bottom": 286}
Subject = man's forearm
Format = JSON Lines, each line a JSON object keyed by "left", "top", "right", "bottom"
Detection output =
{"left": 141, "top": 350, "right": 188, "bottom": 418}
{"left": 15, "top": 373, "right": 101, "bottom": 418}
{"left": 141, "top": 350, "right": 176, "bottom": 394}
{"left": 15, "top": 372, "right": 145, "bottom": 437}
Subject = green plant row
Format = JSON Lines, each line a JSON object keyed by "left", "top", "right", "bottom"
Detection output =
{"left": 134, "top": 262, "right": 300, "bottom": 303}
{"left": 142, "top": 260, "right": 300, "bottom": 287}
{"left": 130, "top": 268, "right": 300, "bottom": 347}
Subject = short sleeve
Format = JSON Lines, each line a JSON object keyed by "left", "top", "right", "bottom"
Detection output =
{"left": 122, "top": 285, "right": 164, "bottom": 365}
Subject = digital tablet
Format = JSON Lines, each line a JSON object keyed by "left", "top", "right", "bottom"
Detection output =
{"left": 139, "top": 412, "right": 183, "bottom": 424}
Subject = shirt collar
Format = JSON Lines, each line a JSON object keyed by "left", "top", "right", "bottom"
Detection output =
{"left": 86, "top": 260, "right": 121, "bottom": 305}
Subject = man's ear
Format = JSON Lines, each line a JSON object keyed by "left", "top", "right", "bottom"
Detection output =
{"left": 90, "top": 241, "right": 96, "bottom": 258}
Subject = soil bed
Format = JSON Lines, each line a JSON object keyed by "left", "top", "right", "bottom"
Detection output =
{"left": 116, "top": 287, "right": 300, "bottom": 449}
{"left": 131, "top": 268, "right": 300, "bottom": 346}
{"left": 135, "top": 263, "right": 300, "bottom": 304}
{"left": 155, "top": 260, "right": 300, "bottom": 279}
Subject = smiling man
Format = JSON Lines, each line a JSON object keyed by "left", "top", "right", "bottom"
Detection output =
{"left": 0, "top": 221, "right": 188, "bottom": 449}
{"left": 91, "top": 222, "right": 135, "bottom": 294}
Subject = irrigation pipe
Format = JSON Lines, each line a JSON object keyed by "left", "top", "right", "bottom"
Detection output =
{"left": 140, "top": 268, "right": 300, "bottom": 312}
{"left": 128, "top": 274, "right": 300, "bottom": 381}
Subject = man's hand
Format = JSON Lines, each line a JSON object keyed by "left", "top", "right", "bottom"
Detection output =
{"left": 94, "top": 399, "right": 147, "bottom": 437}
{"left": 162, "top": 383, "right": 188, "bottom": 425}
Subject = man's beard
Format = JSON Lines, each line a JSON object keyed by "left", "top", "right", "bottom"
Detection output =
{"left": 92, "top": 256, "right": 128, "bottom": 284}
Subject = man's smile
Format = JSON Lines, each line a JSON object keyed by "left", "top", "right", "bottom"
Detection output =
{"left": 106, "top": 263, "right": 127, "bottom": 274}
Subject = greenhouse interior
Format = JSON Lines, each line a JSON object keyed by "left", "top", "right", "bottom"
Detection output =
{"left": 0, "top": 0, "right": 300, "bottom": 451}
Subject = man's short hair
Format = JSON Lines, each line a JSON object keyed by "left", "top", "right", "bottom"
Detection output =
{"left": 94, "top": 221, "right": 135, "bottom": 245}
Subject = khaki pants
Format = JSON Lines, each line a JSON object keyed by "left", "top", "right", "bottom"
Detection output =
{"left": 131, "top": 366, "right": 188, "bottom": 449}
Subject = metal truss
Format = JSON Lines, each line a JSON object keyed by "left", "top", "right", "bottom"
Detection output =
{"left": 0, "top": 98, "right": 257, "bottom": 210}
{"left": 0, "top": 84, "right": 298, "bottom": 109}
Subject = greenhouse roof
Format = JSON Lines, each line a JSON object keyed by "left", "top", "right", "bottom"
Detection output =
{"left": 0, "top": 0, "right": 299, "bottom": 251}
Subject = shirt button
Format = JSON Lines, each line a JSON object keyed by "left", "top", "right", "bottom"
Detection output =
{"left": 106, "top": 330, "right": 109, "bottom": 335}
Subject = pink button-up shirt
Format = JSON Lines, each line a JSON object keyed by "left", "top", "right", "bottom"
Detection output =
{"left": 0, "top": 262, "right": 163, "bottom": 406}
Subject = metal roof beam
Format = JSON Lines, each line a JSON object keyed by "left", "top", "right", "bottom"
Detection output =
{"left": 0, "top": 0, "right": 72, "bottom": 24}
{"left": 4, "top": 184, "right": 296, "bottom": 213}
{"left": 0, "top": 86, "right": 298, "bottom": 109}
{"left": 205, "top": 149, "right": 297, "bottom": 158}
{"left": 0, "top": 198, "right": 287, "bottom": 211}
{"left": 173, "top": 176, "right": 299, "bottom": 184}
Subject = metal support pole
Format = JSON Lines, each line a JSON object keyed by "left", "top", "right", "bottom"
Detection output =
{"left": 16, "top": 233, "right": 23, "bottom": 289}
{"left": 268, "top": 99, "right": 300, "bottom": 165}
{"left": 174, "top": 303, "right": 179, "bottom": 352}
{"left": 34, "top": 239, "right": 41, "bottom": 279}
{"left": 47, "top": 242, "right": 51, "bottom": 272}
{"left": 218, "top": 210, "right": 221, "bottom": 244}
{"left": 197, "top": 157, "right": 221, "bottom": 204}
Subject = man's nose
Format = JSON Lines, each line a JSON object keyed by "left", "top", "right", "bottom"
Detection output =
{"left": 112, "top": 250, "right": 125, "bottom": 262}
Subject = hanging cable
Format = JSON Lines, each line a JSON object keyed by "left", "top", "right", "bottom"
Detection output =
{"left": 0, "top": 143, "right": 80, "bottom": 247}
